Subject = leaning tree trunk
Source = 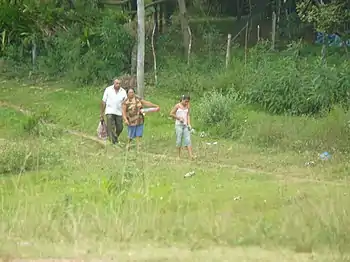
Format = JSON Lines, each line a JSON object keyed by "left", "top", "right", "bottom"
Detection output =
{"left": 137, "top": 0, "right": 145, "bottom": 98}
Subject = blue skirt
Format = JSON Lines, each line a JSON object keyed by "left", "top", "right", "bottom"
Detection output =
{"left": 128, "top": 124, "right": 144, "bottom": 139}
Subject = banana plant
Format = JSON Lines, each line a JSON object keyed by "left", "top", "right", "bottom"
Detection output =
{"left": 81, "top": 27, "right": 94, "bottom": 48}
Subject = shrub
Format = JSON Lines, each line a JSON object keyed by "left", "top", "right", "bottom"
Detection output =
{"left": 194, "top": 90, "right": 245, "bottom": 138}
{"left": 18, "top": 108, "right": 62, "bottom": 139}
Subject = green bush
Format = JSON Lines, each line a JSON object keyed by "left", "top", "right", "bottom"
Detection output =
{"left": 196, "top": 90, "right": 235, "bottom": 125}
{"left": 194, "top": 90, "right": 245, "bottom": 138}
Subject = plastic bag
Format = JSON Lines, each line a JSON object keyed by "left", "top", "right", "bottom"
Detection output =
{"left": 140, "top": 107, "right": 160, "bottom": 114}
{"left": 97, "top": 120, "right": 108, "bottom": 140}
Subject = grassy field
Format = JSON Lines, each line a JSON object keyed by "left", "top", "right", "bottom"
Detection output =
{"left": 1, "top": 79, "right": 350, "bottom": 261}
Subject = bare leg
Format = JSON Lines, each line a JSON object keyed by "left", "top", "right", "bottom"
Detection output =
{"left": 136, "top": 137, "right": 141, "bottom": 152}
{"left": 126, "top": 139, "right": 132, "bottom": 151}
{"left": 175, "top": 125, "right": 183, "bottom": 160}
{"left": 177, "top": 147, "right": 181, "bottom": 159}
{"left": 136, "top": 124, "right": 144, "bottom": 153}
{"left": 186, "top": 146, "right": 194, "bottom": 160}
{"left": 183, "top": 127, "right": 194, "bottom": 160}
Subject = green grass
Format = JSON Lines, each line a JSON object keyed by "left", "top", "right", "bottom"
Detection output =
{"left": 1, "top": 79, "right": 350, "bottom": 261}
{"left": 0, "top": 108, "right": 29, "bottom": 138}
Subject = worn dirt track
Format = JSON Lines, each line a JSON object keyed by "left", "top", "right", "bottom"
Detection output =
{"left": 1, "top": 245, "right": 335, "bottom": 262}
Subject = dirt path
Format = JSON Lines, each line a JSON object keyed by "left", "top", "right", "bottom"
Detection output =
{"left": 3, "top": 245, "right": 332, "bottom": 262}
{"left": 0, "top": 100, "right": 348, "bottom": 187}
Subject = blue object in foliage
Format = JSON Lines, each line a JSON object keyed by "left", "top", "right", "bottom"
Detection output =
{"left": 319, "top": 152, "right": 331, "bottom": 161}
{"left": 315, "top": 32, "right": 350, "bottom": 47}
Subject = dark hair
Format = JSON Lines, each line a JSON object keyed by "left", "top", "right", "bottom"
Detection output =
{"left": 127, "top": 87, "right": 136, "bottom": 93}
{"left": 127, "top": 87, "right": 143, "bottom": 100}
{"left": 180, "top": 94, "right": 191, "bottom": 102}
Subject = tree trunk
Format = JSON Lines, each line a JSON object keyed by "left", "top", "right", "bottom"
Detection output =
{"left": 248, "top": 0, "right": 252, "bottom": 42}
{"left": 321, "top": 35, "right": 327, "bottom": 64}
{"left": 131, "top": 43, "right": 137, "bottom": 75}
{"left": 271, "top": 11, "right": 276, "bottom": 50}
{"left": 159, "top": 2, "right": 164, "bottom": 33}
{"left": 153, "top": 0, "right": 158, "bottom": 36}
{"left": 32, "top": 39, "right": 37, "bottom": 68}
{"left": 276, "top": 0, "right": 281, "bottom": 43}
{"left": 137, "top": 0, "right": 145, "bottom": 98}
{"left": 177, "top": 0, "right": 190, "bottom": 57}
{"left": 225, "top": 34, "right": 231, "bottom": 69}
{"left": 236, "top": 0, "right": 241, "bottom": 20}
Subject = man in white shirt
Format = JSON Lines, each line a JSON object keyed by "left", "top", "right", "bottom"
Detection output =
{"left": 100, "top": 78, "right": 127, "bottom": 145}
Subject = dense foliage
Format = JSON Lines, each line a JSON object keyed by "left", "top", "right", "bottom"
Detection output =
{"left": 0, "top": 0, "right": 133, "bottom": 84}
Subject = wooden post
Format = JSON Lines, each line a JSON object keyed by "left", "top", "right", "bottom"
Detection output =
{"left": 245, "top": 21, "right": 249, "bottom": 67}
{"left": 257, "top": 25, "right": 260, "bottom": 42}
{"left": 137, "top": 0, "right": 145, "bottom": 98}
{"left": 225, "top": 34, "right": 231, "bottom": 69}
{"left": 271, "top": 11, "right": 276, "bottom": 50}
{"left": 32, "top": 38, "right": 37, "bottom": 68}
{"left": 187, "top": 26, "right": 192, "bottom": 65}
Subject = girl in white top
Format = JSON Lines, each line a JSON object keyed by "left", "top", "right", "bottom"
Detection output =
{"left": 170, "top": 95, "right": 195, "bottom": 160}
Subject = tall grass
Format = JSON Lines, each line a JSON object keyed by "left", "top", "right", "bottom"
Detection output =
{"left": 1, "top": 142, "right": 350, "bottom": 256}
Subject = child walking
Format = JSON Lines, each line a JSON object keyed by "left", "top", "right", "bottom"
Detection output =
{"left": 169, "top": 95, "right": 195, "bottom": 160}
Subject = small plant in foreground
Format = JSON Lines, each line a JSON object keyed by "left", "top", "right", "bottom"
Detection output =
{"left": 0, "top": 140, "right": 62, "bottom": 175}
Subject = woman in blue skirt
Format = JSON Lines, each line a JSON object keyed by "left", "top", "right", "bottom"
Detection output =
{"left": 122, "top": 88, "right": 159, "bottom": 151}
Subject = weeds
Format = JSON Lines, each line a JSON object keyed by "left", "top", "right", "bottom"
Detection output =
{"left": 0, "top": 140, "right": 63, "bottom": 174}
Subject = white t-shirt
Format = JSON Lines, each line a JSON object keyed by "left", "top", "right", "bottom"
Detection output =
{"left": 102, "top": 86, "right": 127, "bottom": 116}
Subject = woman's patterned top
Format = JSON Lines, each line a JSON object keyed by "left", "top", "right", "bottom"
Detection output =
{"left": 124, "top": 97, "right": 144, "bottom": 126}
